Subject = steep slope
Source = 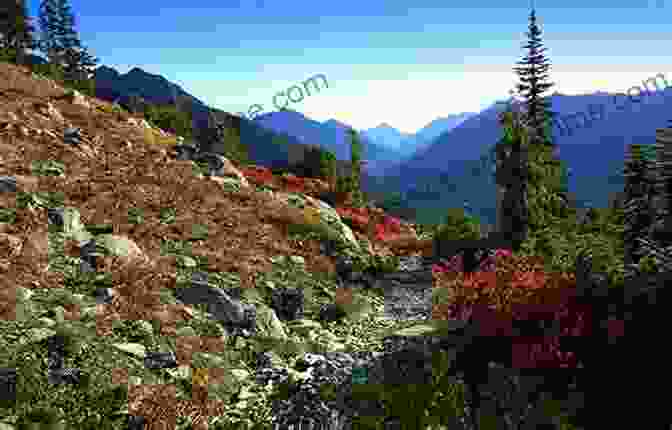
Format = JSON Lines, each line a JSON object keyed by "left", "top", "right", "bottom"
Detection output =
{"left": 0, "top": 61, "right": 447, "bottom": 430}
{"left": 401, "top": 112, "right": 474, "bottom": 158}
{"left": 412, "top": 113, "right": 475, "bottom": 145}
{"left": 253, "top": 109, "right": 350, "bottom": 160}
{"left": 91, "top": 63, "right": 310, "bottom": 171}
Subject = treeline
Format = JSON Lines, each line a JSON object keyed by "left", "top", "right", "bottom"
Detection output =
{"left": 1, "top": 0, "right": 99, "bottom": 97}
{"left": 286, "top": 129, "right": 367, "bottom": 206}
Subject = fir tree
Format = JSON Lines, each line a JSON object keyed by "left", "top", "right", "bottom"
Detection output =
{"left": 37, "top": 0, "right": 98, "bottom": 88}
{"left": 513, "top": 7, "right": 555, "bottom": 147}
{"left": 495, "top": 100, "right": 530, "bottom": 250}
{"left": 54, "top": 0, "right": 96, "bottom": 81}
{"left": 346, "top": 127, "right": 365, "bottom": 204}
{"left": 495, "top": 6, "right": 573, "bottom": 246}
{"left": 37, "top": 0, "right": 62, "bottom": 64}
{"left": 0, "top": 0, "right": 38, "bottom": 65}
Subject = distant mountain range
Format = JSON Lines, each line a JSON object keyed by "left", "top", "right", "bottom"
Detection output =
{"left": 360, "top": 123, "right": 412, "bottom": 153}
{"left": 251, "top": 111, "right": 478, "bottom": 177}
{"left": 363, "top": 92, "right": 671, "bottom": 225}
{"left": 91, "top": 64, "right": 322, "bottom": 172}
{"left": 85, "top": 61, "right": 667, "bottom": 227}
{"left": 249, "top": 109, "right": 405, "bottom": 176}
{"left": 360, "top": 113, "right": 475, "bottom": 162}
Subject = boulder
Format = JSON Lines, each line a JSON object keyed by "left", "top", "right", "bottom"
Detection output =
{"left": 173, "top": 271, "right": 257, "bottom": 338}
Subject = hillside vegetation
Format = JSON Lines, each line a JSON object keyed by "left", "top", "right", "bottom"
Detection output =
{"left": 4, "top": 2, "right": 668, "bottom": 428}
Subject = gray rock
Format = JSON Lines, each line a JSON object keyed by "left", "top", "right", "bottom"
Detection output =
{"left": 47, "top": 207, "right": 65, "bottom": 227}
{"left": 269, "top": 287, "right": 305, "bottom": 321}
{"left": 318, "top": 303, "right": 347, "bottom": 323}
{"left": 174, "top": 271, "right": 257, "bottom": 337}
{"left": 144, "top": 351, "right": 178, "bottom": 369}
{"left": 94, "top": 287, "right": 114, "bottom": 305}
{"left": 79, "top": 238, "right": 97, "bottom": 272}
{"left": 128, "top": 415, "right": 146, "bottom": 430}
{"left": 174, "top": 142, "right": 199, "bottom": 161}
{"left": 0, "top": 176, "right": 17, "bottom": 193}
{"left": 265, "top": 338, "right": 449, "bottom": 429}
{"left": 48, "top": 368, "right": 83, "bottom": 385}
{"left": 0, "top": 368, "right": 16, "bottom": 401}
{"left": 63, "top": 127, "right": 82, "bottom": 145}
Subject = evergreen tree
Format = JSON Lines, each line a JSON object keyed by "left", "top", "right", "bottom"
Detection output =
{"left": 346, "top": 127, "right": 365, "bottom": 205}
{"left": 37, "top": 0, "right": 98, "bottom": 90}
{"left": 54, "top": 0, "right": 97, "bottom": 86}
{"left": 494, "top": 7, "right": 573, "bottom": 250}
{"left": 0, "top": 0, "right": 38, "bottom": 65}
{"left": 513, "top": 8, "right": 554, "bottom": 148}
{"left": 319, "top": 148, "right": 337, "bottom": 186}
{"left": 199, "top": 111, "right": 249, "bottom": 166}
{"left": 37, "top": 0, "right": 62, "bottom": 64}
{"left": 495, "top": 101, "right": 530, "bottom": 250}
{"left": 622, "top": 143, "right": 656, "bottom": 269}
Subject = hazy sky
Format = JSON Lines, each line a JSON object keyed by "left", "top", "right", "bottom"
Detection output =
{"left": 27, "top": 0, "right": 672, "bottom": 133}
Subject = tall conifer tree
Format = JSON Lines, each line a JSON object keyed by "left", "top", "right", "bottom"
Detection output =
{"left": 498, "top": 6, "right": 574, "bottom": 242}
{"left": 37, "top": 0, "right": 98, "bottom": 87}
{"left": 513, "top": 7, "right": 554, "bottom": 147}
{"left": 38, "top": 0, "right": 62, "bottom": 64}
{"left": 347, "top": 128, "right": 365, "bottom": 204}
{"left": 53, "top": 0, "right": 96, "bottom": 81}
{"left": 0, "top": 0, "right": 38, "bottom": 65}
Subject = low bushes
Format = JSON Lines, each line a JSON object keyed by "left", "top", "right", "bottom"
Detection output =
{"left": 433, "top": 252, "right": 593, "bottom": 369}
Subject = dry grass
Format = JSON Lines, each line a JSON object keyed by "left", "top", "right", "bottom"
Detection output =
{"left": 0, "top": 61, "right": 345, "bottom": 428}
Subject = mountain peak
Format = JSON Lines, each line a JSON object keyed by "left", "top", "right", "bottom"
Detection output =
{"left": 323, "top": 118, "right": 351, "bottom": 129}
{"left": 96, "top": 65, "right": 119, "bottom": 75}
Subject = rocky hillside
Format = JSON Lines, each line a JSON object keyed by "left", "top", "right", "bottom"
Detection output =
{"left": 0, "top": 61, "right": 461, "bottom": 429}
{"left": 91, "top": 63, "right": 330, "bottom": 174}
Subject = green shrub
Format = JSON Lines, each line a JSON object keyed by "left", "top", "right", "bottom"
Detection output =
{"left": 319, "top": 149, "right": 337, "bottom": 181}
{"left": 368, "top": 254, "right": 400, "bottom": 274}
{"left": 142, "top": 103, "right": 194, "bottom": 139}
{"left": 434, "top": 208, "right": 481, "bottom": 243}
{"left": 378, "top": 192, "right": 404, "bottom": 213}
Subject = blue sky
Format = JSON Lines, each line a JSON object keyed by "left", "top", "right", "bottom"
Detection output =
{"left": 26, "top": 0, "right": 672, "bottom": 133}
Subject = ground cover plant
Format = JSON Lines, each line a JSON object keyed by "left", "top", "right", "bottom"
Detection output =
{"left": 0, "top": 2, "right": 654, "bottom": 428}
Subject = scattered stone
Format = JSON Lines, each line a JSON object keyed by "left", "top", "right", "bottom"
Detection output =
{"left": 94, "top": 287, "right": 114, "bottom": 305}
{"left": 0, "top": 176, "right": 17, "bottom": 193}
{"left": 269, "top": 287, "right": 305, "bottom": 322}
{"left": 128, "top": 415, "right": 146, "bottom": 430}
{"left": 47, "top": 368, "right": 84, "bottom": 385}
{"left": 63, "top": 127, "right": 82, "bottom": 145}
{"left": 0, "top": 368, "right": 17, "bottom": 401}
{"left": 318, "top": 303, "right": 347, "bottom": 323}
{"left": 144, "top": 351, "right": 178, "bottom": 370}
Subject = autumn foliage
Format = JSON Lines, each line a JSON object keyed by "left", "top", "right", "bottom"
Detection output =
{"left": 433, "top": 252, "right": 599, "bottom": 368}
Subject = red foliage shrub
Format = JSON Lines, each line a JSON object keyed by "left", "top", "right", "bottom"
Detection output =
{"left": 433, "top": 253, "right": 590, "bottom": 368}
